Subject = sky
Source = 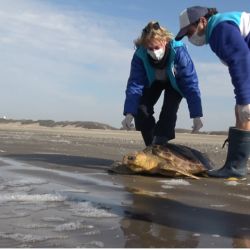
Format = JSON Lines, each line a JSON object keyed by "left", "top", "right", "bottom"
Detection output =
{"left": 0, "top": 0, "right": 249, "bottom": 131}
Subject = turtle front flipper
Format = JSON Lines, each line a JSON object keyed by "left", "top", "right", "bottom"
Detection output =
{"left": 109, "top": 161, "right": 135, "bottom": 175}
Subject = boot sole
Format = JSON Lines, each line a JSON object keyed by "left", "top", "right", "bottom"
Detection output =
{"left": 225, "top": 177, "right": 247, "bottom": 181}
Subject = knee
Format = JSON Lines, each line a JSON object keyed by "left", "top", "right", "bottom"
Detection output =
{"left": 135, "top": 106, "right": 155, "bottom": 130}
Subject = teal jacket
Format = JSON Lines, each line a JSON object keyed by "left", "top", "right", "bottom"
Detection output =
{"left": 124, "top": 40, "right": 203, "bottom": 118}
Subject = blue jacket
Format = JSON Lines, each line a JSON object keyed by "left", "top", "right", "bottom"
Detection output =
{"left": 123, "top": 40, "right": 203, "bottom": 118}
{"left": 205, "top": 12, "right": 250, "bottom": 105}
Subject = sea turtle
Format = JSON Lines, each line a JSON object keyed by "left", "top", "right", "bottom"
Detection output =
{"left": 111, "top": 143, "right": 214, "bottom": 179}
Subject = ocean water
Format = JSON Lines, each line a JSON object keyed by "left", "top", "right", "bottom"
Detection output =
{"left": 0, "top": 157, "right": 123, "bottom": 247}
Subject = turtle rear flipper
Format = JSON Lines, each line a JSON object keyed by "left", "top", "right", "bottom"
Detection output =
{"left": 175, "top": 169, "right": 200, "bottom": 179}
{"left": 158, "top": 162, "right": 200, "bottom": 180}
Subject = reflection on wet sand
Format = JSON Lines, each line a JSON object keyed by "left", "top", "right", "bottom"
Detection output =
{"left": 0, "top": 127, "right": 249, "bottom": 247}
{"left": 233, "top": 234, "right": 250, "bottom": 248}
{"left": 118, "top": 186, "right": 250, "bottom": 248}
{"left": 119, "top": 188, "right": 198, "bottom": 247}
{"left": 120, "top": 217, "right": 199, "bottom": 248}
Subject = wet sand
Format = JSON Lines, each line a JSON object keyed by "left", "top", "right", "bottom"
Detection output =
{"left": 0, "top": 124, "right": 249, "bottom": 248}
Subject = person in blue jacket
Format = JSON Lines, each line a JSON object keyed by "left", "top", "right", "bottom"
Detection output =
{"left": 175, "top": 6, "right": 250, "bottom": 178}
{"left": 122, "top": 21, "right": 203, "bottom": 146}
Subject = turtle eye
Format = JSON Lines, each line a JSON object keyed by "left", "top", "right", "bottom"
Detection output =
{"left": 128, "top": 156, "right": 135, "bottom": 161}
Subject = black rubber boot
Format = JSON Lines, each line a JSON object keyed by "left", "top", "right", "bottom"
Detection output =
{"left": 152, "top": 136, "right": 168, "bottom": 145}
{"left": 208, "top": 127, "right": 250, "bottom": 178}
{"left": 141, "top": 129, "right": 154, "bottom": 146}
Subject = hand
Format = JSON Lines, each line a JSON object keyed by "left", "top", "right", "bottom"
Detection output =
{"left": 122, "top": 114, "right": 134, "bottom": 130}
{"left": 236, "top": 104, "right": 250, "bottom": 123}
{"left": 192, "top": 117, "right": 203, "bottom": 133}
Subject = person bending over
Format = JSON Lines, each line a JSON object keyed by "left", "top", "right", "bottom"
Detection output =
{"left": 175, "top": 6, "right": 250, "bottom": 178}
{"left": 122, "top": 21, "right": 203, "bottom": 146}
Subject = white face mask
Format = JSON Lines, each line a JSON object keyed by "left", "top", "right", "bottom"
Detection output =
{"left": 188, "top": 29, "right": 206, "bottom": 46}
{"left": 147, "top": 47, "right": 165, "bottom": 60}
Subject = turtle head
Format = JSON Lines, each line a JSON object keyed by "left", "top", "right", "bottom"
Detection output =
{"left": 123, "top": 151, "right": 159, "bottom": 172}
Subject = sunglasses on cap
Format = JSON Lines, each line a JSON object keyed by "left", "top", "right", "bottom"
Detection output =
{"left": 143, "top": 22, "right": 160, "bottom": 34}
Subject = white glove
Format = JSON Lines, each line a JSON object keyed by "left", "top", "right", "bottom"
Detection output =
{"left": 122, "top": 114, "right": 134, "bottom": 130}
{"left": 192, "top": 117, "right": 203, "bottom": 133}
{"left": 236, "top": 104, "right": 250, "bottom": 123}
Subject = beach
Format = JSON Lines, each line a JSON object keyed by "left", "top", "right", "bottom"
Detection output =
{"left": 0, "top": 123, "right": 249, "bottom": 248}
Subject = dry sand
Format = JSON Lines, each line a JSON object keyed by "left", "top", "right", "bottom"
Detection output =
{"left": 0, "top": 123, "right": 249, "bottom": 248}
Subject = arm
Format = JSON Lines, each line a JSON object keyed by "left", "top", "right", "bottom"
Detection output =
{"left": 123, "top": 53, "right": 148, "bottom": 115}
{"left": 209, "top": 21, "right": 250, "bottom": 105}
{"left": 174, "top": 45, "right": 203, "bottom": 118}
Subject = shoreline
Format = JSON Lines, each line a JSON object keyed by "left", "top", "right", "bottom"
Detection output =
{"left": 0, "top": 125, "right": 249, "bottom": 247}
{"left": 0, "top": 123, "right": 227, "bottom": 144}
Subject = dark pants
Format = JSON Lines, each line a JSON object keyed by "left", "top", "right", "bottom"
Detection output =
{"left": 134, "top": 80, "right": 182, "bottom": 146}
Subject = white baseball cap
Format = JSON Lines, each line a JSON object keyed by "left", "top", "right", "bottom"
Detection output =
{"left": 175, "top": 6, "right": 209, "bottom": 41}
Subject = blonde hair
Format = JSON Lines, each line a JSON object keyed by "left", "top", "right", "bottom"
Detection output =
{"left": 134, "top": 21, "right": 173, "bottom": 48}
